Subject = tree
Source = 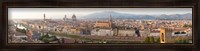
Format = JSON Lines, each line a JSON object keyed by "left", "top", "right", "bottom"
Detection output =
{"left": 156, "top": 38, "right": 160, "bottom": 43}
{"left": 183, "top": 24, "right": 192, "bottom": 28}
{"left": 175, "top": 37, "right": 190, "bottom": 43}
{"left": 181, "top": 32, "right": 186, "bottom": 34}
{"left": 149, "top": 36, "right": 155, "bottom": 43}
{"left": 39, "top": 33, "right": 59, "bottom": 43}
{"left": 16, "top": 28, "right": 26, "bottom": 33}
{"left": 144, "top": 37, "right": 150, "bottom": 43}
{"left": 144, "top": 36, "right": 157, "bottom": 43}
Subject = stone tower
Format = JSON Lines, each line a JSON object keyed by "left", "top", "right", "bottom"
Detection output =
{"left": 109, "top": 14, "right": 113, "bottom": 28}
{"left": 63, "top": 15, "right": 67, "bottom": 21}
{"left": 160, "top": 28, "right": 173, "bottom": 43}
{"left": 44, "top": 13, "right": 46, "bottom": 23}
{"left": 160, "top": 28, "right": 166, "bottom": 43}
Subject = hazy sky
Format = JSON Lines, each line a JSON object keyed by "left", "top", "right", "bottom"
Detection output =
{"left": 8, "top": 8, "right": 192, "bottom": 19}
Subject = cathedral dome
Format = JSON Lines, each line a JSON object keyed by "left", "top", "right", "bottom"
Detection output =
{"left": 72, "top": 14, "right": 76, "bottom": 18}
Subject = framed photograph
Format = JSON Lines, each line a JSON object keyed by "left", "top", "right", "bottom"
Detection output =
{"left": 7, "top": 8, "right": 193, "bottom": 43}
{"left": 1, "top": 2, "right": 198, "bottom": 49}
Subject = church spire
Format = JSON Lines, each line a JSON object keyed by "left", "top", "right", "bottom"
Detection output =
{"left": 63, "top": 14, "right": 67, "bottom": 21}
{"left": 109, "top": 14, "right": 112, "bottom": 22}
{"left": 43, "top": 13, "right": 46, "bottom": 32}
{"left": 109, "top": 14, "right": 113, "bottom": 28}
{"left": 44, "top": 13, "right": 46, "bottom": 21}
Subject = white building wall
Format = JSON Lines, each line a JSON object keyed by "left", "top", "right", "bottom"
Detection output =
{"left": 118, "top": 30, "right": 134, "bottom": 36}
{"left": 62, "top": 29, "right": 68, "bottom": 33}
{"left": 149, "top": 33, "right": 160, "bottom": 36}
{"left": 91, "top": 29, "right": 113, "bottom": 36}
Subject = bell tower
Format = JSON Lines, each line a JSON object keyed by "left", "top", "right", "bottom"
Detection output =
{"left": 109, "top": 14, "right": 113, "bottom": 28}
{"left": 44, "top": 13, "right": 46, "bottom": 22}
{"left": 63, "top": 15, "right": 67, "bottom": 21}
{"left": 160, "top": 28, "right": 166, "bottom": 43}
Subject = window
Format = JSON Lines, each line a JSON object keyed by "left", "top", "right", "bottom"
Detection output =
{"left": 161, "top": 33, "right": 165, "bottom": 42}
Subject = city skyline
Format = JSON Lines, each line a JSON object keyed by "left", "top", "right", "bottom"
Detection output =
{"left": 8, "top": 8, "right": 192, "bottom": 43}
{"left": 8, "top": 8, "right": 192, "bottom": 19}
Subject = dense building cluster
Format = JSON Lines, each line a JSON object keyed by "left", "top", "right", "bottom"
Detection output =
{"left": 8, "top": 13, "right": 192, "bottom": 43}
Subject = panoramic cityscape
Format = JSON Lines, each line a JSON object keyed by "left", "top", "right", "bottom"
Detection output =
{"left": 8, "top": 8, "right": 192, "bottom": 43}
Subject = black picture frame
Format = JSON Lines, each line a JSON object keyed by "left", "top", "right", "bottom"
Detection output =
{"left": 1, "top": 0, "right": 199, "bottom": 50}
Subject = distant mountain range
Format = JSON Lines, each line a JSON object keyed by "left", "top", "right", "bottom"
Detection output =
{"left": 79, "top": 11, "right": 192, "bottom": 20}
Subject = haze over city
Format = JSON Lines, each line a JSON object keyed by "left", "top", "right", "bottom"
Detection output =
{"left": 8, "top": 8, "right": 192, "bottom": 19}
